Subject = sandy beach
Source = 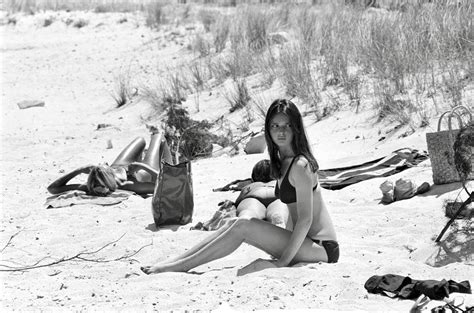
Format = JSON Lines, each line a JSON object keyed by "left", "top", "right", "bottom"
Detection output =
{"left": 1, "top": 8, "right": 472, "bottom": 312}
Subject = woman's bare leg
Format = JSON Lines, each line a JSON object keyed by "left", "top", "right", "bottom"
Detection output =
{"left": 134, "top": 133, "right": 163, "bottom": 182}
{"left": 163, "top": 199, "right": 266, "bottom": 265}
{"left": 160, "top": 219, "right": 238, "bottom": 264}
{"left": 111, "top": 137, "right": 146, "bottom": 167}
{"left": 141, "top": 218, "right": 327, "bottom": 274}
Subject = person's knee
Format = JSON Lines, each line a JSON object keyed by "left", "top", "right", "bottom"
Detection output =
{"left": 232, "top": 217, "right": 260, "bottom": 234}
{"left": 134, "top": 137, "right": 146, "bottom": 146}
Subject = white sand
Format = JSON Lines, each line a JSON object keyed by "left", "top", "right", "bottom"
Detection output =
{"left": 1, "top": 11, "right": 472, "bottom": 312}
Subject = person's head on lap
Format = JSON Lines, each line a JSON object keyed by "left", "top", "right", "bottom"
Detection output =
{"left": 251, "top": 159, "right": 272, "bottom": 183}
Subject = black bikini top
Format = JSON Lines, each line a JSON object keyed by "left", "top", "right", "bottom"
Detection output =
{"left": 275, "top": 156, "right": 318, "bottom": 204}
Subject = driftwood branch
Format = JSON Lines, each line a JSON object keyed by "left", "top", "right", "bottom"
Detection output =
{"left": 0, "top": 233, "right": 152, "bottom": 272}
{"left": 0, "top": 230, "right": 23, "bottom": 253}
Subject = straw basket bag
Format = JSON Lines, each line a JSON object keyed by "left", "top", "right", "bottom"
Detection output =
{"left": 426, "top": 106, "right": 473, "bottom": 185}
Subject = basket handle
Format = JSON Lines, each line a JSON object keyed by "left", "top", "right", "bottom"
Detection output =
{"left": 451, "top": 105, "right": 472, "bottom": 123}
{"left": 437, "top": 110, "right": 463, "bottom": 132}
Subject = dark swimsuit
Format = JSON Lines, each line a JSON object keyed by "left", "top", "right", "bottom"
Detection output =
{"left": 275, "top": 156, "right": 339, "bottom": 263}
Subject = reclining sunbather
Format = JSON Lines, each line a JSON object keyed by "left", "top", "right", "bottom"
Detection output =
{"left": 47, "top": 132, "right": 172, "bottom": 196}
{"left": 193, "top": 159, "right": 292, "bottom": 231}
{"left": 234, "top": 159, "right": 291, "bottom": 229}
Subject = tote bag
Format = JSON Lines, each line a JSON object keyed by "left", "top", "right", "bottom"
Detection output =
{"left": 152, "top": 161, "right": 194, "bottom": 227}
{"left": 426, "top": 106, "right": 472, "bottom": 185}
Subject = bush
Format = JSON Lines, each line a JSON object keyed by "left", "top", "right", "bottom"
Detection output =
{"left": 72, "top": 18, "right": 88, "bottom": 28}
{"left": 164, "top": 105, "right": 230, "bottom": 161}
{"left": 145, "top": 3, "right": 165, "bottom": 29}
{"left": 225, "top": 79, "right": 251, "bottom": 113}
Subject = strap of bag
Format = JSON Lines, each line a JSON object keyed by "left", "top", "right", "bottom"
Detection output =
{"left": 451, "top": 105, "right": 472, "bottom": 121}
{"left": 437, "top": 110, "right": 463, "bottom": 132}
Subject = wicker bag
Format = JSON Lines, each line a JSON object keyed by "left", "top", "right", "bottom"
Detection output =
{"left": 426, "top": 106, "right": 473, "bottom": 185}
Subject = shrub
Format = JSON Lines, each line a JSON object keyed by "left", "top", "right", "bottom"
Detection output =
{"left": 198, "top": 8, "right": 217, "bottom": 32}
{"left": 111, "top": 70, "right": 132, "bottom": 108}
{"left": 225, "top": 79, "right": 251, "bottom": 113}
{"left": 72, "top": 18, "right": 88, "bottom": 28}
{"left": 189, "top": 61, "right": 208, "bottom": 92}
{"left": 164, "top": 105, "right": 230, "bottom": 161}
{"left": 43, "top": 16, "right": 54, "bottom": 27}
{"left": 211, "top": 14, "right": 230, "bottom": 53}
{"left": 375, "top": 82, "right": 415, "bottom": 125}
{"left": 191, "top": 34, "right": 211, "bottom": 58}
{"left": 279, "top": 43, "right": 321, "bottom": 115}
{"left": 145, "top": 2, "right": 165, "bottom": 29}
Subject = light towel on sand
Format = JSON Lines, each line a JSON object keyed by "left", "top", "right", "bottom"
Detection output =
{"left": 44, "top": 190, "right": 136, "bottom": 209}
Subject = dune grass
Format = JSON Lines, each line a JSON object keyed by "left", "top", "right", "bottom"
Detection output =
{"left": 6, "top": 0, "right": 473, "bottom": 132}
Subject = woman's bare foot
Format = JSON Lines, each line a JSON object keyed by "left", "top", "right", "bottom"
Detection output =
{"left": 140, "top": 265, "right": 162, "bottom": 275}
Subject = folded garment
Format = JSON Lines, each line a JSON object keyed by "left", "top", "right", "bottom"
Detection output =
{"left": 319, "top": 148, "right": 428, "bottom": 190}
{"left": 44, "top": 190, "right": 135, "bottom": 209}
{"left": 191, "top": 200, "right": 237, "bottom": 231}
{"left": 380, "top": 179, "right": 431, "bottom": 204}
{"left": 364, "top": 274, "right": 471, "bottom": 300}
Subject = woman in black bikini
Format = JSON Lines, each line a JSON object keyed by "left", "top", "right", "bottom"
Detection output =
{"left": 47, "top": 132, "right": 172, "bottom": 197}
{"left": 141, "top": 99, "right": 338, "bottom": 274}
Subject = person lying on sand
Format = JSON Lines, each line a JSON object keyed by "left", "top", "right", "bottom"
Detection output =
{"left": 141, "top": 99, "right": 338, "bottom": 274}
{"left": 47, "top": 132, "right": 172, "bottom": 197}
{"left": 195, "top": 159, "right": 292, "bottom": 231}
{"left": 233, "top": 159, "right": 292, "bottom": 229}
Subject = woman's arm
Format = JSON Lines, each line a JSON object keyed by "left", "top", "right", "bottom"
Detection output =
{"left": 119, "top": 182, "right": 155, "bottom": 195}
{"left": 234, "top": 184, "right": 253, "bottom": 206}
{"left": 275, "top": 159, "right": 314, "bottom": 267}
{"left": 47, "top": 165, "right": 93, "bottom": 194}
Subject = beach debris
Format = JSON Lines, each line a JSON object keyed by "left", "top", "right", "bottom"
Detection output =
{"left": 0, "top": 234, "right": 152, "bottom": 272}
{"left": 17, "top": 100, "right": 45, "bottom": 109}
{"left": 96, "top": 123, "right": 112, "bottom": 130}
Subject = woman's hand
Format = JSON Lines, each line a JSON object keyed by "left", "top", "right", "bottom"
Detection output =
{"left": 237, "top": 258, "right": 282, "bottom": 276}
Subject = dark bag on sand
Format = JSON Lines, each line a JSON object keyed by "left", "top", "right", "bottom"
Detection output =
{"left": 152, "top": 161, "right": 194, "bottom": 227}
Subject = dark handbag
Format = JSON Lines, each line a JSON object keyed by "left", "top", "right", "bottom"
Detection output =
{"left": 152, "top": 161, "right": 194, "bottom": 227}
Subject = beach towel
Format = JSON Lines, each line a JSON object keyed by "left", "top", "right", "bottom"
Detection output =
{"left": 364, "top": 274, "right": 471, "bottom": 300}
{"left": 319, "top": 148, "right": 428, "bottom": 190}
{"left": 213, "top": 149, "right": 428, "bottom": 192}
{"left": 44, "top": 190, "right": 135, "bottom": 209}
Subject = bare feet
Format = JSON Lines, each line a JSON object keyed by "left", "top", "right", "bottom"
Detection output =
{"left": 140, "top": 265, "right": 161, "bottom": 275}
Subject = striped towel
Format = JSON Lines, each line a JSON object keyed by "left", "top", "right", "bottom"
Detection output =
{"left": 319, "top": 148, "right": 428, "bottom": 190}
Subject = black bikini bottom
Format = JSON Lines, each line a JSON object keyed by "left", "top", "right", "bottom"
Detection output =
{"left": 312, "top": 239, "right": 340, "bottom": 263}
{"left": 244, "top": 195, "right": 278, "bottom": 207}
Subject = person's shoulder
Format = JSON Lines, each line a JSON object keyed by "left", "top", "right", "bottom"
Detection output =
{"left": 291, "top": 156, "right": 312, "bottom": 177}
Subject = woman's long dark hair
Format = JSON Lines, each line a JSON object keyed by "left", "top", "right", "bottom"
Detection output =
{"left": 264, "top": 99, "right": 319, "bottom": 178}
